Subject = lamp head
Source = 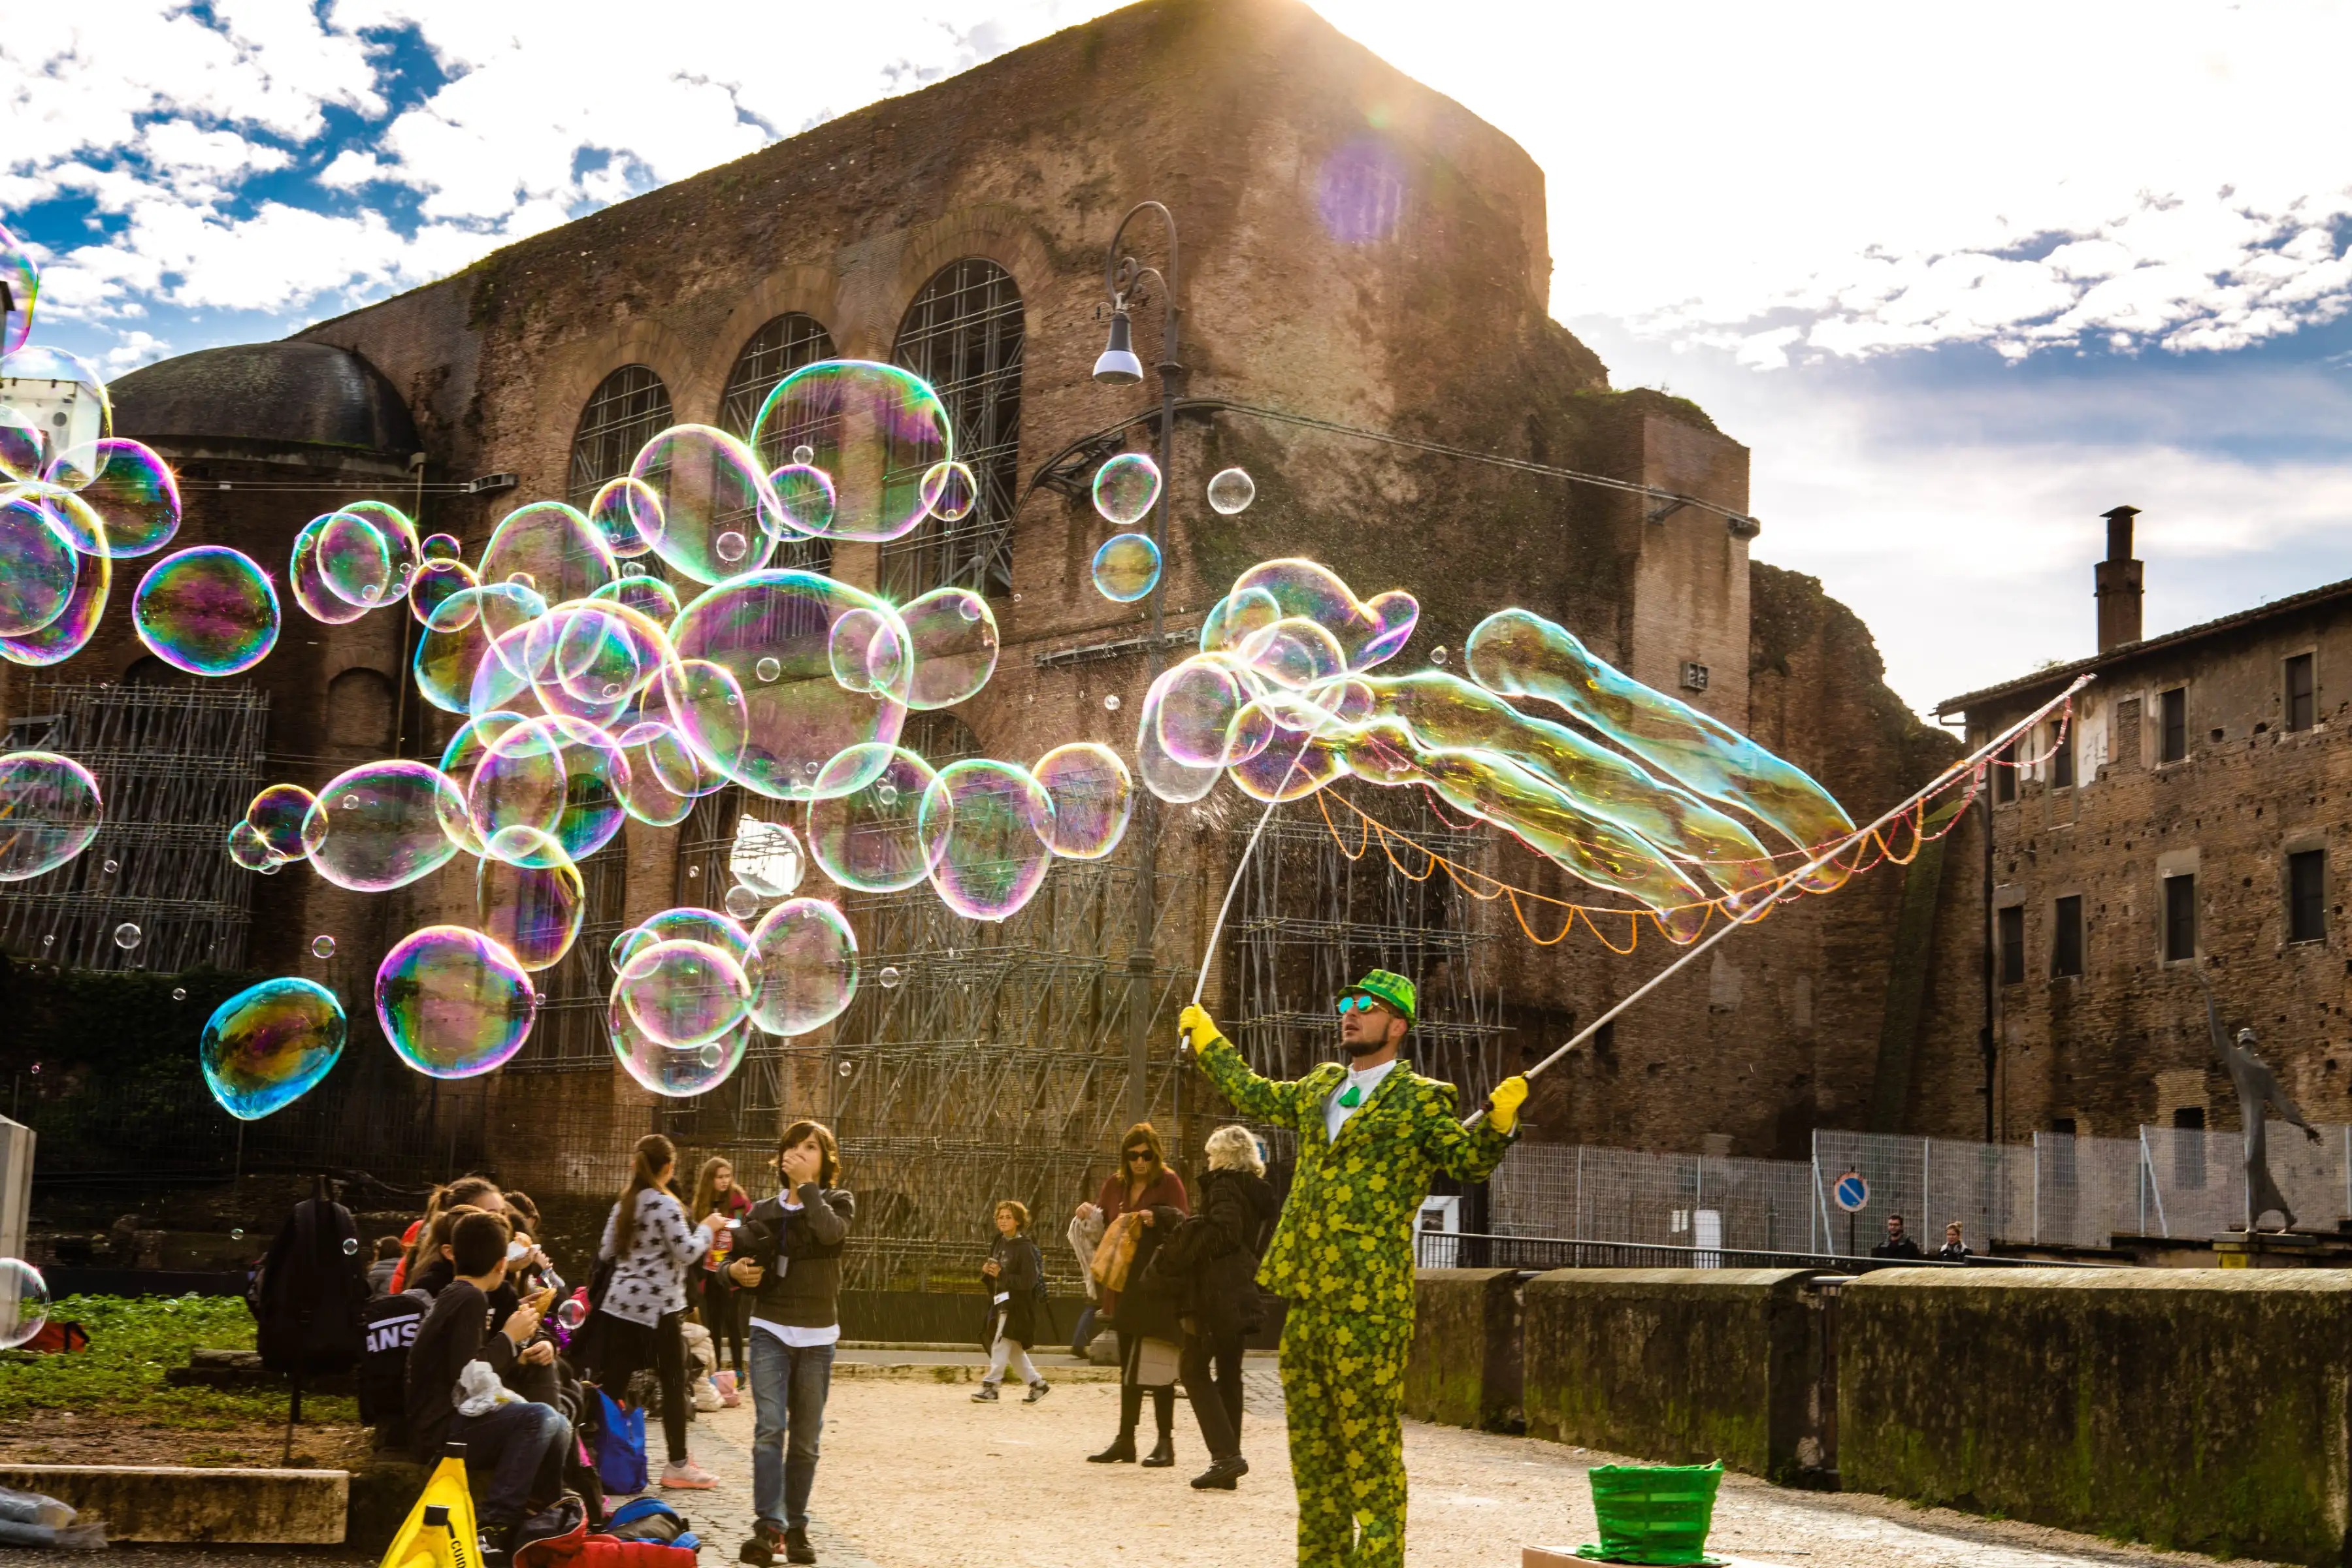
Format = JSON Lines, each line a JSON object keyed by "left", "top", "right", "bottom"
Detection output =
{"left": 1093, "top": 308, "right": 1144, "bottom": 385}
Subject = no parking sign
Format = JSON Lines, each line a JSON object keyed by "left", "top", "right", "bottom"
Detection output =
{"left": 1833, "top": 1169, "right": 1869, "bottom": 1213}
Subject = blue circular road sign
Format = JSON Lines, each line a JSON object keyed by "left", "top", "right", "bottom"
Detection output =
{"left": 1833, "top": 1169, "right": 1869, "bottom": 1213}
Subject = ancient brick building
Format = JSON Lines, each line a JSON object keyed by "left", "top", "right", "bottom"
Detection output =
{"left": 1, "top": 0, "right": 1948, "bottom": 1254}
{"left": 1916, "top": 508, "right": 2352, "bottom": 1148}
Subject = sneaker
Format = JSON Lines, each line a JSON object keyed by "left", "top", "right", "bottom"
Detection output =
{"left": 715, "top": 1370, "right": 741, "bottom": 1408}
{"left": 1023, "top": 1381, "right": 1051, "bottom": 1404}
{"left": 970, "top": 1383, "right": 1000, "bottom": 1402}
{"left": 784, "top": 1524, "right": 817, "bottom": 1565}
{"left": 662, "top": 1458, "right": 718, "bottom": 1489}
{"left": 739, "top": 1519, "right": 785, "bottom": 1565}
{"left": 477, "top": 1523, "right": 516, "bottom": 1566}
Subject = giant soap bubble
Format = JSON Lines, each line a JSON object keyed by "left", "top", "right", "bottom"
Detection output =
{"left": 748, "top": 361, "right": 950, "bottom": 542}
{"left": 1034, "top": 742, "right": 1134, "bottom": 860}
{"left": 376, "top": 926, "right": 539, "bottom": 1078}
{"left": 310, "top": 761, "right": 466, "bottom": 891}
{"left": 1092, "top": 453, "right": 1160, "bottom": 527}
{"left": 807, "top": 744, "right": 939, "bottom": 892}
{"left": 613, "top": 938, "right": 751, "bottom": 1049}
{"left": 900, "top": 587, "right": 998, "bottom": 710}
{"left": 0, "top": 751, "right": 103, "bottom": 881}
{"left": 201, "top": 977, "right": 346, "bottom": 1120}
{"left": 919, "top": 759, "right": 1054, "bottom": 921}
{"left": 0, "top": 495, "right": 78, "bottom": 638}
{"left": 477, "top": 835, "right": 587, "bottom": 971}
{"left": 133, "top": 546, "right": 278, "bottom": 675}
{"left": 745, "top": 896, "right": 858, "bottom": 1036}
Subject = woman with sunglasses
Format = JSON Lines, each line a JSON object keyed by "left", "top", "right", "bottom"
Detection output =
{"left": 1080, "top": 1122, "right": 1188, "bottom": 1466}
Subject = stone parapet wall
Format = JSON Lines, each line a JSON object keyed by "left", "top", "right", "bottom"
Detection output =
{"left": 1403, "top": 1268, "right": 1526, "bottom": 1432}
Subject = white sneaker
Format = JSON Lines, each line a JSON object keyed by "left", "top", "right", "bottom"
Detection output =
{"left": 661, "top": 1459, "right": 717, "bottom": 1489}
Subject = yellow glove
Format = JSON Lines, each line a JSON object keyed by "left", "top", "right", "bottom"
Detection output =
{"left": 1177, "top": 1004, "right": 1223, "bottom": 1056}
{"left": 1487, "top": 1075, "right": 1529, "bottom": 1135}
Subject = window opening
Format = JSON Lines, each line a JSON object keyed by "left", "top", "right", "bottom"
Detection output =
{"left": 887, "top": 259, "right": 1023, "bottom": 600}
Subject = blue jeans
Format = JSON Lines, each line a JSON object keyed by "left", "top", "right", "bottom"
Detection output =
{"left": 448, "top": 1401, "right": 568, "bottom": 1527}
{"left": 749, "top": 1332, "right": 834, "bottom": 1532}
{"left": 1070, "top": 1302, "right": 1098, "bottom": 1359}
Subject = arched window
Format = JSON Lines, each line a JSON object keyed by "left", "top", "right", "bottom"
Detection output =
{"left": 722, "top": 314, "right": 838, "bottom": 574}
{"left": 889, "top": 260, "right": 1022, "bottom": 600}
{"left": 568, "top": 365, "right": 673, "bottom": 508}
{"left": 325, "top": 668, "right": 395, "bottom": 757}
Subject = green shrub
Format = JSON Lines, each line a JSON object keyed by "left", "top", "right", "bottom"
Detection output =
{"left": 0, "top": 1294, "right": 357, "bottom": 1428}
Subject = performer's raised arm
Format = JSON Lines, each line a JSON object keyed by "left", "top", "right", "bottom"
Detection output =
{"left": 1181, "top": 1004, "right": 1299, "bottom": 1122}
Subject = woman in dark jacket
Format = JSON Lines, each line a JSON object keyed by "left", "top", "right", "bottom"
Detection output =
{"left": 1084, "top": 1122, "right": 1189, "bottom": 1467}
{"left": 1173, "top": 1124, "right": 1279, "bottom": 1490}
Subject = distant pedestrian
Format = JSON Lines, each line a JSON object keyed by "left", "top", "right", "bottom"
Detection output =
{"left": 1870, "top": 1213, "right": 1925, "bottom": 1260}
{"left": 689, "top": 1156, "right": 754, "bottom": 1378}
{"left": 1066, "top": 1198, "right": 1106, "bottom": 1358}
{"left": 1936, "top": 1220, "right": 1971, "bottom": 1262}
{"left": 1084, "top": 1122, "right": 1188, "bottom": 1468}
{"left": 1171, "top": 1125, "right": 1279, "bottom": 1491}
{"left": 972, "top": 1201, "right": 1051, "bottom": 1404}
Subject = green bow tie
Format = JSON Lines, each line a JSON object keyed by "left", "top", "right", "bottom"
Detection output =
{"left": 1337, "top": 1084, "right": 1364, "bottom": 1109}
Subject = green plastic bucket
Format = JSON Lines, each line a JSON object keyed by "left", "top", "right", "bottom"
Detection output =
{"left": 1574, "top": 1462, "right": 1725, "bottom": 1567}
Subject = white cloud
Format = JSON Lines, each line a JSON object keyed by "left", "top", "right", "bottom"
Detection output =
{"left": 101, "top": 329, "right": 169, "bottom": 372}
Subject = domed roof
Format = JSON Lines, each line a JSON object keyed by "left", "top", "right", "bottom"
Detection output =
{"left": 109, "top": 341, "right": 419, "bottom": 456}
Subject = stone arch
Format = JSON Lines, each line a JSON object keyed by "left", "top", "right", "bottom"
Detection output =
{"left": 567, "top": 365, "right": 675, "bottom": 508}
{"left": 536, "top": 316, "right": 702, "bottom": 491}
{"left": 698, "top": 264, "right": 842, "bottom": 414}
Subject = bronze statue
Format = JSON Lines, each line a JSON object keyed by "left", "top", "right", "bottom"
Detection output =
{"left": 2202, "top": 975, "right": 2319, "bottom": 1232}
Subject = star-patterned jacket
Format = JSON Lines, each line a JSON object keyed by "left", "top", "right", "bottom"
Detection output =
{"left": 1195, "top": 1031, "right": 1516, "bottom": 1324}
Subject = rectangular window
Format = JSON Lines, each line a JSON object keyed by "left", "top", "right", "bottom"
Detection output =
{"left": 2159, "top": 687, "right": 2187, "bottom": 762}
{"left": 1999, "top": 904, "right": 2025, "bottom": 985}
{"left": 2286, "top": 653, "right": 2315, "bottom": 732}
{"left": 2290, "top": 849, "right": 2327, "bottom": 943}
{"left": 1994, "top": 739, "right": 2017, "bottom": 804}
{"left": 2050, "top": 721, "right": 2074, "bottom": 787}
{"left": 2052, "top": 894, "right": 2083, "bottom": 977}
{"left": 2164, "top": 872, "right": 2197, "bottom": 961}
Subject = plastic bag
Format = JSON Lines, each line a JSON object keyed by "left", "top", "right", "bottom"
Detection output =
{"left": 0, "top": 1486, "right": 103, "bottom": 1550}
{"left": 456, "top": 1356, "right": 520, "bottom": 1417}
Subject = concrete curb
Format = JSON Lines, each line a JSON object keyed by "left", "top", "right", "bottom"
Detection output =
{"left": 831, "top": 1362, "right": 1124, "bottom": 1384}
{"left": 0, "top": 1463, "right": 348, "bottom": 1544}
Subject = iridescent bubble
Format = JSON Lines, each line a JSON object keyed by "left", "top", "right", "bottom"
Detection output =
{"left": 838, "top": 1059, "right": 855, "bottom": 1077}
{"left": 0, "top": 495, "right": 77, "bottom": 638}
{"left": 1208, "top": 560, "right": 1418, "bottom": 673}
{"left": 409, "top": 557, "right": 478, "bottom": 627}
{"left": 922, "top": 460, "right": 977, "bottom": 523}
{"left": 754, "top": 657, "right": 781, "bottom": 683}
{"left": 587, "top": 476, "right": 661, "bottom": 559}
{"left": 1089, "top": 532, "right": 1161, "bottom": 604}
{"left": 246, "top": 783, "right": 325, "bottom": 862}
{"left": 634, "top": 425, "right": 776, "bottom": 585}
{"left": 591, "top": 571, "right": 681, "bottom": 625}
{"left": 900, "top": 587, "right": 999, "bottom": 711}
{"left": 556, "top": 1298, "right": 588, "bottom": 1333}
{"left": 287, "top": 511, "right": 381, "bottom": 624}
{"left": 113, "top": 922, "right": 140, "bottom": 950}
{"left": 613, "top": 719, "right": 718, "bottom": 828}
{"left": 1431, "top": 645, "right": 1448, "bottom": 666}
{"left": 1034, "top": 742, "right": 1134, "bottom": 860}
{"left": 1206, "top": 467, "right": 1256, "bottom": 515}
{"left": 0, "top": 502, "right": 107, "bottom": 670}
{"left": 611, "top": 1005, "right": 750, "bottom": 1098}
{"left": 612, "top": 907, "right": 753, "bottom": 973}
{"left": 376, "top": 926, "right": 539, "bottom": 1079}
{"left": 1, "top": 347, "right": 108, "bottom": 453}
{"left": 1134, "top": 668, "right": 1223, "bottom": 804}
{"left": 1092, "top": 453, "right": 1161, "bottom": 528}
{"left": 414, "top": 583, "right": 545, "bottom": 715}
{"left": 808, "top": 745, "right": 938, "bottom": 893}
{"left": 748, "top": 362, "right": 950, "bottom": 542}
{"left": 0, "top": 751, "right": 103, "bottom": 881}
{"left": 311, "top": 934, "right": 336, "bottom": 958}
{"left": 613, "top": 938, "right": 751, "bottom": 1049}
{"left": 422, "top": 532, "right": 461, "bottom": 561}
{"left": 1104, "top": 694, "right": 1121, "bottom": 711}
{"left": 476, "top": 832, "right": 585, "bottom": 972}
{"left": 766, "top": 462, "right": 836, "bottom": 536}
{"left": 343, "top": 1237, "right": 359, "bottom": 1256}
{"left": 310, "top": 761, "right": 466, "bottom": 892}
{"left": 201, "top": 977, "right": 345, "bottom": 1120}
{"left": 134, "top": 546, "right": 278, "bottom": 676}
{"left": 0, "top": 406, "right": 42, "bottom": 484}
{"left": 666, "top": 571, "right": 912, "bottom": 801}
{"left": 0, "top": 220, "right": 39, "bottom": 357}
{"left": 919, "top": 759, "right": 1054, "bottom": 922}
{"left": 226, "top": 821, "right": 278, "bottom": 871}
{"left": 46, "top": 439, "right": 180, "bottom": 557}
{"left": 0, "top": 1260, "right": 50, "bottom": 1352}
{"left": 519, "top": 598, "right": 671, "bottom": 725}
{"left": 730, "top": 815, "right": 804, "bottom": 898}
{"left": 338, "top": 500, "right": 423, "bottom": 599}
{"left": 468, "top": 714, "right": 627, "bottom": 868}
{"left": 878, "top": 966, "right": 902, "bottom": 989}
{"left": 723, "top": 883, "right": 761, "bottom": 920}
{"left": 745, "top": 896, "right": 858, "bottom": 1036}
{"left": 482, "top": 500, "right": 615, "bottom": 609}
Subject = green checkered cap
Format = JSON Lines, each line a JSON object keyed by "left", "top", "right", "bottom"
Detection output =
{"left": 1342, "top": 968, "right": 1416, "bottom": 1024}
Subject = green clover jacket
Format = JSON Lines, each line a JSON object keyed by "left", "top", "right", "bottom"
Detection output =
{"left": 1196, "top": 1032, "right": 1516, "bottom": 1324}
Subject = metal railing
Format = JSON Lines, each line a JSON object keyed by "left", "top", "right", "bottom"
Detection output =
{"left": 1412, "top": 1230, "right": 2066, "bottom": 1273}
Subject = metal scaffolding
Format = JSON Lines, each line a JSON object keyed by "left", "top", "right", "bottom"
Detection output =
{"left": 0, "top": 679, "right": 267, "bottom": 972}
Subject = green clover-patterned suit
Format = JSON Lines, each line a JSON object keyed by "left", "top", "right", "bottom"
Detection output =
{"left": 1196, "top": 1030, "right": 1516, "bottom": 1567}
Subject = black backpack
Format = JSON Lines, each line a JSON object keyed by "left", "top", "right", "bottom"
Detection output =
{"left": 249, "top": 1183, "right": 368, "bottom": 1377}
{"left": 357, "top": 1289, "right": 431, "bottom": 1433}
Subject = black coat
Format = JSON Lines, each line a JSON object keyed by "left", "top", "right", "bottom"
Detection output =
{"left": 1107, "top": 1204, "right": 1190, "bottom": 1343}
{"left": 983, "top": 1233, "right": 1045, "bottom": 1348}
{"left": 1140, "top": 1167, "right": 1276, "bottom": 1340}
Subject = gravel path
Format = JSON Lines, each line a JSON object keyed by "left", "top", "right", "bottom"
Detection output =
{"left": 0, "top": 1373, "right": 2285, "bottom": 1567}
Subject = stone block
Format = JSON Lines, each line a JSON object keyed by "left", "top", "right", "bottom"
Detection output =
{"left": 1522, "top": 1267, "right": 1820, "bottom": 1481}
{"left": 0, "top": 1464, "right": 348, "bottom": 1544}
{"left": 1840, "top": 1267, "right": 2352, "bottom": 1565}
{"left": 1404, "top": 1268, "right": 1526, "bottom": 1431}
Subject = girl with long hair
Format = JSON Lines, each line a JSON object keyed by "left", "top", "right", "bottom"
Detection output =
{"left": 592, "top": 1134, "right": 726, "bottom": 1489}
{"left": 689, "top": 1156, "right": 755, "bottom": 1380}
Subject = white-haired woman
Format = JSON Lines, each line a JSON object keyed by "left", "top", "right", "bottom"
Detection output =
{"left": 1174, "top": 1124, "right": 1278, "bottom": 1490}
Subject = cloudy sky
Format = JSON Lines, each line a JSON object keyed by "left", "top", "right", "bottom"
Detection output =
{"left": 8, "top": 1, "right": 2351, "bottom": 715}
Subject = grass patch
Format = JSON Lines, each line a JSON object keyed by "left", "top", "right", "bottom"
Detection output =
{"left": 0, "top": 1295, "right": 359, "bottom": 1429}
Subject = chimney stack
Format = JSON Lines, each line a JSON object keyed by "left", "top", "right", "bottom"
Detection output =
{"left": 2095, "top": 504, "right": 2143, "bottom": 653}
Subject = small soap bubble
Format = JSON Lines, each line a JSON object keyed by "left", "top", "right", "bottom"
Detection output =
{"left": 41, "top": 936, "right": 52, "bottom": 948}
{"left": 755, "top": 656, "right": 781, "bottom": 683}
{"left": 723, "top": 884, "right": 762, "bottom": 921}
{"left": 312, "top": 934, "right": 336, "bottom": 958}
{"left": 231, "top": 1229, "right": 244, "bottom": 1241}
{"left": 879, "top": 966, "right": 902, "bottom": 989}
{"left": 1206, "top": 466, "right": 1256, "bottom": 515}
{"left": 792, "top": 445, "right": 815, "bottom": 465}
{"left": 112, "top": 922, "right": 141, "bottom": 951}
{"left": 716, "top": 531, "right": 747, "bottom": 563}
{"left": 0, "top": 1260, "right": 48, "bottom": 1350}
{"left": 1430, "top": 646, "right": 1448, "bottom": 666}
{"left": 838, "top": 1059, "right": 855, "bottom": 1077}
{"left": 875, "top": 782, "right": 899, "bottom": 807}
{"left": 103, "top": 859, "right": 118, "bottom": 875}
{"left": 172, "top": 987, "right": 186, "bottom": 1001}
{"left": 1092, "top": 452, "right": 1162, "bottom": 527}
{"left": 342, "top": 1237, "right": 359, "bottom": 1256}
{"left": 1105, "top": 694, "right": 1122, "bottom": 711}
{"left": 342, "top": 794, "right": 359, "bottom": 809}
{"left": 687, "top": 864, "right": 701, "bottom": 878}
{"left": 557, "top": 1298, "right": 588, "bottom": 1333}
{"left": 1091, "top": 532, "right": 1160, "bottom": 603}
{"left": 959, "top": 598, "right": 981, "bottom": 622}
{"left": 508, "top": 571, "right": 535, "bottom": 589}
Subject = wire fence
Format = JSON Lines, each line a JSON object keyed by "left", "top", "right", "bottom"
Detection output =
{"left": 1489, "top": 1124, "right": 2352, "bottom": 1257}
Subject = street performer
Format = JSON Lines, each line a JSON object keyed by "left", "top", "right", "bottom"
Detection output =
{"left": 1180, "top": 969, "right": 1527, "bottom": 1567}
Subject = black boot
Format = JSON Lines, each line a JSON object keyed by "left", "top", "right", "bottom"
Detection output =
{"left": 784, "top": 1523, "right": 817, "bottom": 1565}
{"left": 1190, "top": 1454, "right": 1249, "bottom": 1490}
{"left": 1141, "top": 1431, "right": 1176, "bottom": 1467}
{"left": 1087, "top": 1433, "right": 1138, "bottom": 1463}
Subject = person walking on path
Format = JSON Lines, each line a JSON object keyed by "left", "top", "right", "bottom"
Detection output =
{"left": 1082, "top": 1122, "right": 1189, "bottom": 1467}
{"left": 591, "top": 1133, "right": 727, "bottom": 1491}
{"left": 728, "top": 1120, "right": 855, "bottom": 1568}
{"left": 1181, "top": 969, "right": 1526, "bottom": 1568}
{"left": 1871, "top": 1213, "right": 1924, "bottom": 1260}
{"left": 972, "top": 1201, "right": 1051, "bottom": 1404}
{"left": 1172, "top": 1124, "right": 1279, "bottom": 1491}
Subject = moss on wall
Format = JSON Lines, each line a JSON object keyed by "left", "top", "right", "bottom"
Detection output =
{"left": 1405, "top": 1268, "right": 1525, "bottom": 1431}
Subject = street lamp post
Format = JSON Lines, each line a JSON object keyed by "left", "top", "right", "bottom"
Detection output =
{"left": 1096, "top": 201, "right": 1181, "bottom": 1129}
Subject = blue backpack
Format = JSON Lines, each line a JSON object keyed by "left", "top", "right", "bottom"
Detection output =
{"left": 604, "top": 1495, "right": 698, "bottom": 1550}
{"left": 593, "top": 1386, "right": 647, "bottom": 1494}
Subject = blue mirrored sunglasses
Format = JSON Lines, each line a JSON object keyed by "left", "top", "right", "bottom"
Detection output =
{"left": 1336, "top": 994, "right": 1383, "bottom": 1015}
